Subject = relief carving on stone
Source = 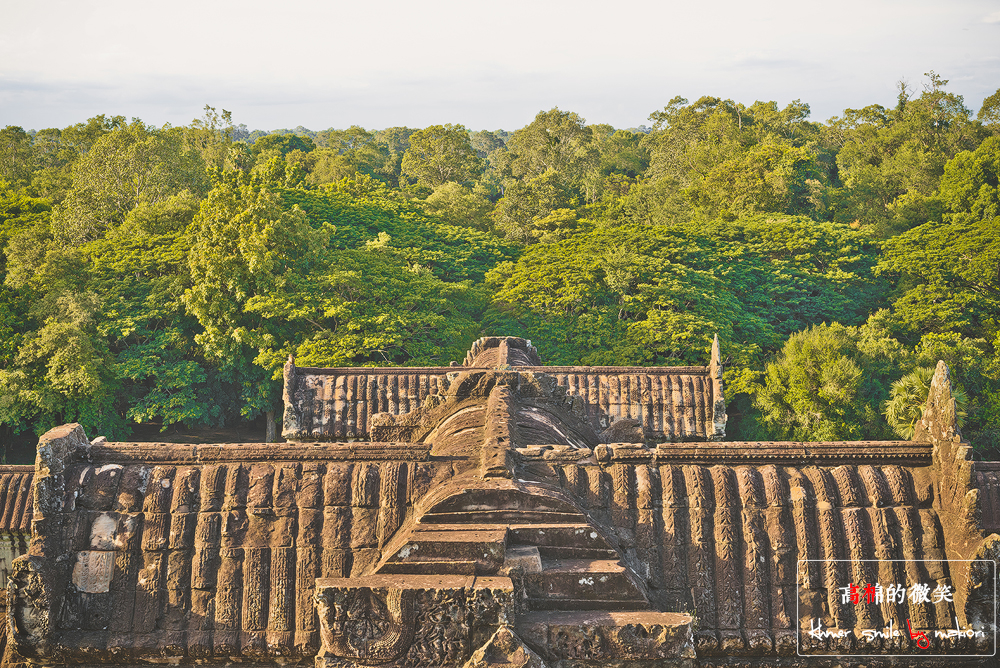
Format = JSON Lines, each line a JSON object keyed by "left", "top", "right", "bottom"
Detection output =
{"left": 404, "top": 589, "right": 468, "bottom": 667}
{"left": 315, "top": 578, "right": 491, "bottom": 668}
{"left": 8, "top": 555, "right": 55, "bottom": 660}
{"left": 552, "top": 626, "right": 602, "bottom": 660}
{"left": 316, "top": 587, "right": 415, "bottom": 665}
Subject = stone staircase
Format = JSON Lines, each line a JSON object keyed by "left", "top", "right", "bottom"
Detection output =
{"left": 376, "top": 486, "right": 649, "bottom": 612}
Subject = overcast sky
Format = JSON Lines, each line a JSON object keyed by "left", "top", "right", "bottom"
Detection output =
{"left": 2, "top": 0, "right": 999, "bottom": 133}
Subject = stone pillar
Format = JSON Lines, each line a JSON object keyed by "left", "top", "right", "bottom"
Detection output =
{"left": 708, "top": 334, "right": 727, "bottom": 441}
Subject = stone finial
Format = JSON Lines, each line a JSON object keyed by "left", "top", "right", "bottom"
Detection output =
{"left": 465, "top": 626, "right": 546, "bottom": 668}
{"left": 283, "top": 354, "right": 296, "bottom": 393}
{"left": 497, "top": 338, "right": 510, "bottom": 367}
{"left": 913, "top": 360, "right": 960, "bottom": 443}
{"left": 464, "top": 337, "right": 541, "bottom": 368}
{"left": 709, "top": 333, "right": 722, "bottom": 379}
{"left": 709, "top": 334, "right": 727, "bottom": 440}
{"left": 281, "top": 355, "right": 301, "bottom": 440}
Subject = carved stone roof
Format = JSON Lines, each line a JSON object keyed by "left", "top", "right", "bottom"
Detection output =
{"left": 282, "top": 336, "right": 727, "bottom": 443}
{"left": 0, "top": 466, "right": 33, "bottom": 623}
{"left": 0, "top": 466, "right": 32, "bottom": 533}
{"left": 7, "top": 355, "right": 1000, "bottom": 666}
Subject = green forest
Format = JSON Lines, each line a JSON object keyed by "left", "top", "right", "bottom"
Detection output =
{"left": 2, "top": 73, "right": 999, "bottom": 461}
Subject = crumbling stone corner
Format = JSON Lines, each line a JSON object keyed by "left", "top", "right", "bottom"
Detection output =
{"left": 8, "top": 423, "right": 90, "bottom": 660}
{"left": 917, "top": 362, "right": 1000, "bottom": 630}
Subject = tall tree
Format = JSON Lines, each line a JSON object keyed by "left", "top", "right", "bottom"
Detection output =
{"left": 505, "top": 109, "right": 596, "bottom": 181}
{"left": 827, "top": 72, "right": 984, "bottom": 235}
{"left": 877, "top": 136, "right": 1000, "bottom": 338}
{"left": 309, "top": 126, "right": 390, "bottom": 184}
{"left": 0, "top": 127, "right": 34, "bottom": 186}
{"left": 754, "top": 322, "right": 900, "bottom": 441}
{"left": 640, "top": 96, "right": 825, "bottom": 222}
{"left": 401, "top": 124, "right": 482, "bottom": 188}
{"left": 184, "top": 105, "right": 235, "bottom": 170}
{"left": 53, "top": 121, "right": 207, "bottom": 245}
{"left": 373, "top": 127, "right": 416, "bottom": 187}
{"left": 978, "top": 87, "right": 1000, "bottom": 128}
{"left": 491, "top": 169, "right": 575, "bottom": 241}
{"left": 30, "top": 115, "right": 129, "bottom": 203}
{"left": 422, "top": 182, "right": 492, "bottom": 230}
{"left": 183, "top": 180, "right": 326, "bottom": 439}
{"left": 584, "top": 126, "right": 649, "bottom": 202}
{"left": 686, "top": 141, "right": 824, "bottom": 219}
{"left": 1, "top": 219, "right": 125, "bottom": 440}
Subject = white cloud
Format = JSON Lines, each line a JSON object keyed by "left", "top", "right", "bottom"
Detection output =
{"left": 984, "top": 10, "right": 1000, "bottom": 23}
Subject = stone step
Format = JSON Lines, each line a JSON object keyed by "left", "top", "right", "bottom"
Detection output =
{"left": 507, "top": 524, "right": 612, "bottom": 549}
{"left": 526, "top": 597, "right": 650, "bottom": 611}
{"left": 503, "top": 545, "right": 543, "bottom": 574}
{"left": 413, "top": 523, "right": 617, "bottom": 553}
{"left": 508, "top": 525, "right": 621, "bottom": 559}
{"left": 536, "top": 545, "right": 619, "bottom": 560}
{"left": 382, "top": 529, "right": 507, "bottom": 575}
{"left": 412, "top": 522, "right": 511, "bottom": 532}
{"left": 524, "top": 559, "right": 647, "bottom": 605}
{"left": 378, "top": 560, "right": 477, "bottom": 576}
{"left": 419, "top": 510, "right": 587, "bottom": 525}
{"left": 428, "top": 487, "right": 583, "bottom": 514}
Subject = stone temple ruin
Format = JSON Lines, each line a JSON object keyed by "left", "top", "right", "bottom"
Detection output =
{"left": 1, "top": 336, "right": 999, "bottom": 667}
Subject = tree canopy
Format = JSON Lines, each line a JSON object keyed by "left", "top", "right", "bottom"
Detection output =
{"left": 2, "top": 73, "right": 999, "bottom": 460}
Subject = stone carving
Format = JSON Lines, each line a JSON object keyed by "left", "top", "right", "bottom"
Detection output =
{"left": 315, "top": 577, "right": 490, "bottom": 668}
{"left": 462, "top": 626, "right": 546, "bottom": 668}
{"left": 8, "top": 556, "right": 53, "bottom": 660}
{"left": 467, "top": 579, "right": 517, "bottom": 646}
{"left": 708, "top": 333, "right": 727, "bottom": 440}
{"left": 463, "top": 336, "right": 542, "bottom": 368}
{"left": 404, "top": 589, "right": 468, "bottom": 667}
{"left": 518, "top": 611, "right": 696, "bottom": 662}
{"left": 317, "top": 587, "right": 415, "bottom": 664}
{"left": 553, "top": 626, "right": 601, "bottom": 659}
{"left": 70, "top": 550, "right": 114, "bottom": 594}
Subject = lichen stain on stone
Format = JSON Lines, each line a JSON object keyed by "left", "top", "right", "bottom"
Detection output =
{"left": 89, "top": 513, "right": 117, "bottom": 549}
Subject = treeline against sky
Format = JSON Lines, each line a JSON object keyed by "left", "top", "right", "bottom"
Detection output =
{"left": 1, "top": 72, "right": 999, "bottom": 460}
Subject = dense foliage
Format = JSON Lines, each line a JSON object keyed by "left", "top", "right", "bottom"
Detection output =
{"left": 2, "top": 76, "right": 999, "bottom": 460}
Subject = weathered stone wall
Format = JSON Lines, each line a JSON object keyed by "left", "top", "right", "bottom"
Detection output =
{"left": 7, "top": 431, "right": 452, "bottom": 664}
{"left": 534, "top": 460, "right": 953, "bottom": 657}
